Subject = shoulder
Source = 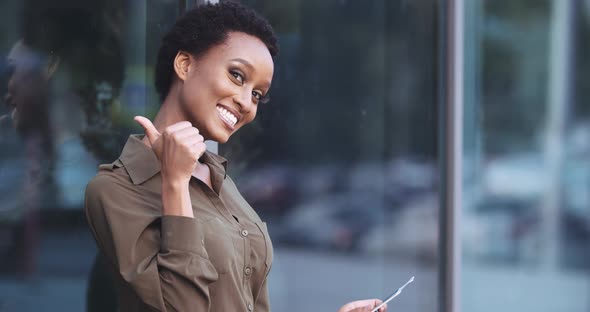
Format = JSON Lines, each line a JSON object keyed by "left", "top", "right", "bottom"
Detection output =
{"left": 85, "top": 160, "right": 133, "bottom": 203}
{"left": 85, "top": 159, "right": 161, "bottom": 218}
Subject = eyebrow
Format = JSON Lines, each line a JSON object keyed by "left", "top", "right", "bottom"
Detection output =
{"left": 230, "top": 58, "right": 272, "bottom": 90}
{"left": 230, "top": 58, "right": 255, "bottom": 70}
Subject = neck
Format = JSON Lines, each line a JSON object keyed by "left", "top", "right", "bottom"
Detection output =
{"left": 154, "top": 89, "right": 186, "bottom": 132}
{"left": 140, "top": 86, "right": 213, "bottom": 176}
{"left": 141, "top": 86, "right": 186, "bottom": 146}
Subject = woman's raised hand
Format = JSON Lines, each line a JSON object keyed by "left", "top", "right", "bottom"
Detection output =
{"left": 134, "top": 116, "right": 206, "bottom": 217}
{"left": 134, "top": 116, "right": 206, "bottom": 185}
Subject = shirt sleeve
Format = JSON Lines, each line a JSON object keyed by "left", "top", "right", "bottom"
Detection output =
{"left": 84, "top": 173, "right": 219, "bottom": 312}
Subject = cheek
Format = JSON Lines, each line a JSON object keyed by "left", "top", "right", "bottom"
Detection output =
{"left": 211, "top": 76, "right": 239, "bottom": 98}
{"left": 243, "top": 107, "right": 258, "bottom": 125}
{"left": 180, "top": 78, "right": 210, "bottom": 111}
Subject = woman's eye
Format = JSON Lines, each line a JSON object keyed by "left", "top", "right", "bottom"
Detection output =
{"left": 252, "top": 91, "right": 262, "bottom": 102}
{"left": 230, "top": 71, "right": 244, "bottom": 84}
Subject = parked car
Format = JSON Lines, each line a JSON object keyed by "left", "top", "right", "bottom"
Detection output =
{"left": 273, "top": 191, "right": 386, "bottom": 251}
{"left": 359, "top": 193, "right": 438, "bottom": 262}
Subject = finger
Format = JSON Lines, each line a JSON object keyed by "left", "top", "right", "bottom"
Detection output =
{"left": 134, "top": 116, "right": 161, "bottom": 145}
{"left": 372, "top": 300, "right": 386, "bottom": 312}
{"left": 163, "top": 121, "right": 193, "bottom": 135}
{"left": 190, "top": 142, "right": 207, "bottom": 158}
{"left": 184, "top": 135, "right": 205, "bottom": 146}
{"left": 173, "top": 126, "right": 201, "bottom": 140}
{"left": 190, "top": 142, "right": 207, "bottom": 152}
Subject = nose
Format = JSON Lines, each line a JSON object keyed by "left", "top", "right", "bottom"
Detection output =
{"left": 233, "top": 89, "right": 254, "bottom": 113}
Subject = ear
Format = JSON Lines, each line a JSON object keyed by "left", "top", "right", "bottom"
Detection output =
{"left": 44, "top": 54, "right": 61, "bottom": 79}
{"left": 173, "top": 51, "right": 192, "bottom": 82}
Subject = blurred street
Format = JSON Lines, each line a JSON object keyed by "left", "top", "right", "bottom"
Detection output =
{"left": 1, "top": 226, "right": 589, "bottom": 312}
{"left": 0, "top": 227, "right": 437, "bottom": 312}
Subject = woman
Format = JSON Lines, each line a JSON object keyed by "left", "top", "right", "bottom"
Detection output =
{"left": 84, "top": 3, "right": 386, "bottom": 311}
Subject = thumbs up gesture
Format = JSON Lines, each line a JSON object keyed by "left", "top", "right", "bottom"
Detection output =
{"left": 134, "top": 116, "right": 207, "bottom": 185}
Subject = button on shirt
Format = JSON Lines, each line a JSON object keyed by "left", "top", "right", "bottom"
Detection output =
{"left": 84, "top": 135, "right": 273, "bottom": 312}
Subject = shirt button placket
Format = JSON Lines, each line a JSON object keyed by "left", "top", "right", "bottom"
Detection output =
{"left": 247, "top": 303, "right": 253, "bottom": 311}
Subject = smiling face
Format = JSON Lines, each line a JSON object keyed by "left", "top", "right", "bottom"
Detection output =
{"left": 174, "top": 31, "right": 274, "bottom": 144}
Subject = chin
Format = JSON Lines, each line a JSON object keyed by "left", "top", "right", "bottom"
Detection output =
{"left": 213, "top": 124, "right": 240, "bottom": 144}
{"left": 208, "top": 130, "right": 232, "bottom": 144}
{"left": 216, "top": 136, "right": 230, "bottom": 144}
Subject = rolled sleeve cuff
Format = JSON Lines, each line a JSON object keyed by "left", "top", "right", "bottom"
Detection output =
{"left": 160, "top": 216, "right": 205, "bottom": 256}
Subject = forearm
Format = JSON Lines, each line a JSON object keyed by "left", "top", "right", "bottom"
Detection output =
{"left": 155, "top": 216, "right": 218, "bottom": 311}
{"left": 161, "top": 179, "right": 193, "bottom": 217}
{"left": 86, "top": 176, "right": 220, "bottom": 312}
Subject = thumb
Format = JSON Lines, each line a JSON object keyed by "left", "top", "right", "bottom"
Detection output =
{"left": 134, "top": 116, "right": 160, "bottom": 145}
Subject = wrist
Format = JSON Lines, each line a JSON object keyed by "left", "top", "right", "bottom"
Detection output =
{"left": 162, "top": 175, "right": 190, "bottom": 189}
{"left": 161, "top": 178, "right": 193, "bottom": 217}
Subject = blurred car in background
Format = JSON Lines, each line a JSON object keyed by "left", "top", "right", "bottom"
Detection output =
{"left": 359, "top": 193, "right": 438, "bottom": 262}
{"left": 272, "top": 191, "right": 386, "bottom": 252}
{"left": 237, "top": 165, "right": 299, "bottom": 219}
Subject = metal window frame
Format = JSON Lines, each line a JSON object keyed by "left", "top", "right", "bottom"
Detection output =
{"left": 439, "top": 0, "right": 463, "bottom": 312}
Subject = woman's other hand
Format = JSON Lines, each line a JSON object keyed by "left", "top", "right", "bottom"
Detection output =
{"left": 337, "top": 299, "right": 387, "bottom": 312}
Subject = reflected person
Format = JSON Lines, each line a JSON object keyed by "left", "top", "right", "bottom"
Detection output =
{"left": 84, "top": 3, "right": 386, "bottom": 312}
{"left": 1, "top": 38, "right": 58, "bottom": 275}
{"left": 1, "top": 1, "right": 123, "bottom": 304}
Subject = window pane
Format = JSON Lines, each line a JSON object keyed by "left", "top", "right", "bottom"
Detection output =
{"left": 224, "top": 1, "right": 441, "bottom": 311}
{"left": 0, "top": 0, "right": 177, "bottom": 310}
{"left": 463, "top": 1, "right": 590, "bottom": 311}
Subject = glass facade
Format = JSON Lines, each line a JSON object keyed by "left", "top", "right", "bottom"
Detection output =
{"left": 0, "top": 0, "right": 179, "bottom": 310}
{"left": 462, "top": 0, "right": 590, "bottom": 311}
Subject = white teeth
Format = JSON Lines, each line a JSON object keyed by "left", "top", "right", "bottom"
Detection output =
{"left": 217, "top": 106, "right": 237, "bottom": 126}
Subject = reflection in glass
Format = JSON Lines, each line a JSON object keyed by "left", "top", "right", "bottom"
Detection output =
{"left": 0, "top": 0, "right": 176, "bottom": 311}
{"left": 463, "top": 0, "right": 590, "bottom": 311}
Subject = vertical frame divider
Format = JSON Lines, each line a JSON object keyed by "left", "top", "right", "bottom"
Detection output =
{"left": 439, "top": 0, "right": 463, "bottom": 312}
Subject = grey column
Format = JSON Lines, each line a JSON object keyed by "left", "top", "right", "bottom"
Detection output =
{"left": 440, "top": 0, "right": 463, "bottom": 312}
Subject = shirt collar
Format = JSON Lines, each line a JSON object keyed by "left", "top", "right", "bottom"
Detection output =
{"left": 118, "top": 134, "right": 228, "bottom": 185}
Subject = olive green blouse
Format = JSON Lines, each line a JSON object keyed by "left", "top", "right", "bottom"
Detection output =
{"left": 85, "top": 135, "right": 273, "bottom": 312}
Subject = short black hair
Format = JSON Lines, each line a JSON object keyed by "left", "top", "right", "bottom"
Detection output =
{"left": 155, "top": 1, "right": 279, "bottom": 101}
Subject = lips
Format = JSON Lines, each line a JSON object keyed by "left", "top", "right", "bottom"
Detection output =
{"left": 216, "top": 104, "right": 241, "bottom": 130}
